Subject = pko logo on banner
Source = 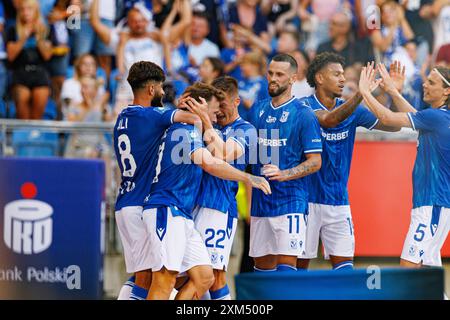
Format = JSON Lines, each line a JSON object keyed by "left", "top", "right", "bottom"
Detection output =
{"left": 3, "top": 182, "right": 53, "bottom": 255}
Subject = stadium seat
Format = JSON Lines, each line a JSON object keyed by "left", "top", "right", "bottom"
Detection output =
{"left": 43, "top": 99, "right": 58, "bottom": 120}
{"left": 11, "top": 128, "right": 59, "bottom": 157}
{"left": 2, "top": 100, "right": 16, "bottom": 119}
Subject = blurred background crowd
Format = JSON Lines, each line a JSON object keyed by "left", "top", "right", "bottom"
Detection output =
{"left": 0, "top": 0, "right": 449, "bottom": 132}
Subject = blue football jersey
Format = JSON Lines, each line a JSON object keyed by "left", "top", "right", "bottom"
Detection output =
{"left": 300, "top": 95, "right": 379, "bottom": 205}
{"left": 248, "top": 97, "right": 323, "bottom": 217}
{"left": 113, "top": 105, "right": 177, "bottom": 211}
{"left": 196, "top": 117, "right": 257, "bottom": 218}
{"left": 143, "top": 123, "right": 204, "bottom": 219}
{"left": 407, "top": 106, "right": 450, "bottom": 208}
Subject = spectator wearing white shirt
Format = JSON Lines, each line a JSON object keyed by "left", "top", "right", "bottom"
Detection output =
{"left": 188, "top": 11, "right": 220, "bottom": 67}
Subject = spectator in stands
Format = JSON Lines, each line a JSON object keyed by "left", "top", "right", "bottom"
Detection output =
{"left": 425, "top": 0, "right": 450, "bottom": 58}
{"left": 65, "top": 76, "right": 111, "bottom": 158}
{"left": 6, "top": 0, "right": 52, "bottom": 120}
{"left": 402, "top": 0, "right": 434, "bottom": 67}
{"left": 261, "top": 0, "right": 298, "bottom": 38}
{"left": 0, "top": 1, "right": 7, "bottom": 101}
{"left": 226, "top": 0, "right": 271, "bottom": 54}
{"left": 317, "top": 11, "right": 374, "bottom": 67}
{"left": 90, "top": 0, "right": 128, "bottom": 53}
{"left": 61, "top": 53, "right": 106, "bottom": 116}
{"left": 220, "top": 25, "right": 251, "bottom": 82}
{"left": 47, "top": 0, "right": 71, "bottom": 120}
{"left": 403, "top": 40, "right": 425, "bottom": 110}
{"left": 188, "top": 11, "right": 220, "bottom": 67}
{"left": 115, "top": 6, "right": 166, "bottom": 112}
{"left": 160, "top": 0, "right": 192, "bottom": 78}
{"left": 237, "top": 51, "right": 269, "bottom": 121}
{"left": 291, "top": 49, "right": 314, "bottom": 98}
{"left": 276, "top": 29, "right": 300, "bottom": 55}
{"left": 436, "top": 43, "right": 450, "bottom": 67}
{"left": 199, "top": 57, "right": 225, "bottom": 85}
{"left": 370, "top": 1, "right": 414, "bottom": 65}
{"left": 299, "top": 0, "right": 349, "bottom": 56}
{"left": 70, "top": 0, "right": 116, "bottom": 81}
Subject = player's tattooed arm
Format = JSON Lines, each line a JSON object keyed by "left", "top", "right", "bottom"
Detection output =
{"left": 192, "top": 148, "right": 271, "bottom": 195}
{"left": 315, "top": 91, "right": 363, "bottom": 128}
{"left": 262, "top": 153, "right": 322, "bottom": 182}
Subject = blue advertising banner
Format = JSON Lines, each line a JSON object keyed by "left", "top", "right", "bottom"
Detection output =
{"left": 0, "top": 157, "right": 105, "bottom": 299}
{"left": 235, "top": 267, "right": 444, "bottom": 300}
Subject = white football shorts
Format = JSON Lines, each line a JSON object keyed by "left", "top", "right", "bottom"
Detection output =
{"left": 142, "top": 206, "right": 211, "bottom": 273}
{"left": 115, "top": 206, "right": 153, "bottom": 273}
{"left": 249, "top": 213, "right": 307, "bottom": 258}
{"left": 192, "top": 207, "right": 238, "bottom": 271}
{"left": 401, "top": 206, "right": 450, "bottom": 267}
{"left": 302, "top": 203, "right": 355, "bottom": 259}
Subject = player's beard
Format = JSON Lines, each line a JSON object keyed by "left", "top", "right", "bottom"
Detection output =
{"left": 268, "top": 83, "right": 289, "bottom": 97}
{"left": 151, "top": 94, "right": 164, "bottom": 107}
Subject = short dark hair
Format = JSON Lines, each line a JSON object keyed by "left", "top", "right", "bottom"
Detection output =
{"left": 306, "top": 52, "right": 345, "bottom": 88}
{"left": 205, "top": 57, "right": 225, "bottom": 77}
{"left": 271, "top": 53, "right": 298, "bottom": 73}
{"left": 212, "top": 76, "right": 239, "bottom": 97}
{"left": 127, "top": 61, "right": 165, "bottom": 91}
{"left": 183, "top": 82, "right": 225, "bottom": 103}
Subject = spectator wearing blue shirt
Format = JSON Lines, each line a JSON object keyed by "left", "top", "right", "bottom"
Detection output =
{"left": 238, "top": 51, "right": 269, "bottom": 121}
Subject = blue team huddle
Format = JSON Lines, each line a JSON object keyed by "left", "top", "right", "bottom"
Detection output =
{"left": 112, "top": 52, "right": 450, "bottom": 300}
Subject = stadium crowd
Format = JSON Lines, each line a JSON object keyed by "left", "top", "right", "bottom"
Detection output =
{"left": 0, "top": 0, "right": 449, "bottom": 124}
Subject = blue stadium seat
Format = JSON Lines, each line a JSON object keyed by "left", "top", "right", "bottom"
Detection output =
{"left": 43, "top": 99, "right": 58, "bottom": 120}
{"left": 12, "top": 128, "right": 59, "bottom": 157}
{"left": 0, "top": 100, "right": 6, "bottom": 118}
{"left": 2, "top": 100, "right": 16, "bottom": 119}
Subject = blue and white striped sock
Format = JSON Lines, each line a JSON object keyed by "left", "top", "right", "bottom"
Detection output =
{"left": 210, "top": 285, "right": 231, "bottom": 300}
{"left": 333, "top": 260, "right": 354, "bottom": 270}
{"left": 276, "top": 264, "right": 297, "bottom": 272}
{"left": 129, "top": 285, "right": 148, "bottom": 300}
{"left": 117, "top": 276, "right": 135, "bottom": 300}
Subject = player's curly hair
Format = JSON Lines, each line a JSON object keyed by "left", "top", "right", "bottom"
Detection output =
{"left": 306, "top": 52, "right": 345, "bottom": 88}
{"left": 127, "top": 61, "right": 165, "bottom": 92}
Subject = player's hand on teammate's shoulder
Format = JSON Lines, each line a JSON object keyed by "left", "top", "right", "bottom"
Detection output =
{"left": 248, "top": 174, "right": 272, "bottom": 195}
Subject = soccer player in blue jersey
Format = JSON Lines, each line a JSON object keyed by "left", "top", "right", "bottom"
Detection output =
{"left": 113, "top": 61, "right": 201, "bottom": 300}
{"left": 359, "top": 63, "right": 450, "bottom": 268}
{"left": 296, "top": 53, "right": 400, "bottom": 271}
{"left": 187, "top": 76, "right": 258, "bottom": 300}
{"left": 141, "top": 82, "right": 271, "bottom": 300}
{"left": 247, "top": 53, "right": 323, "bottom": 272}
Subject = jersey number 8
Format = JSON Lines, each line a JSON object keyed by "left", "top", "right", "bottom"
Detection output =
{"left": 118, "top": 134, "right": 137, "bottom": 177}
